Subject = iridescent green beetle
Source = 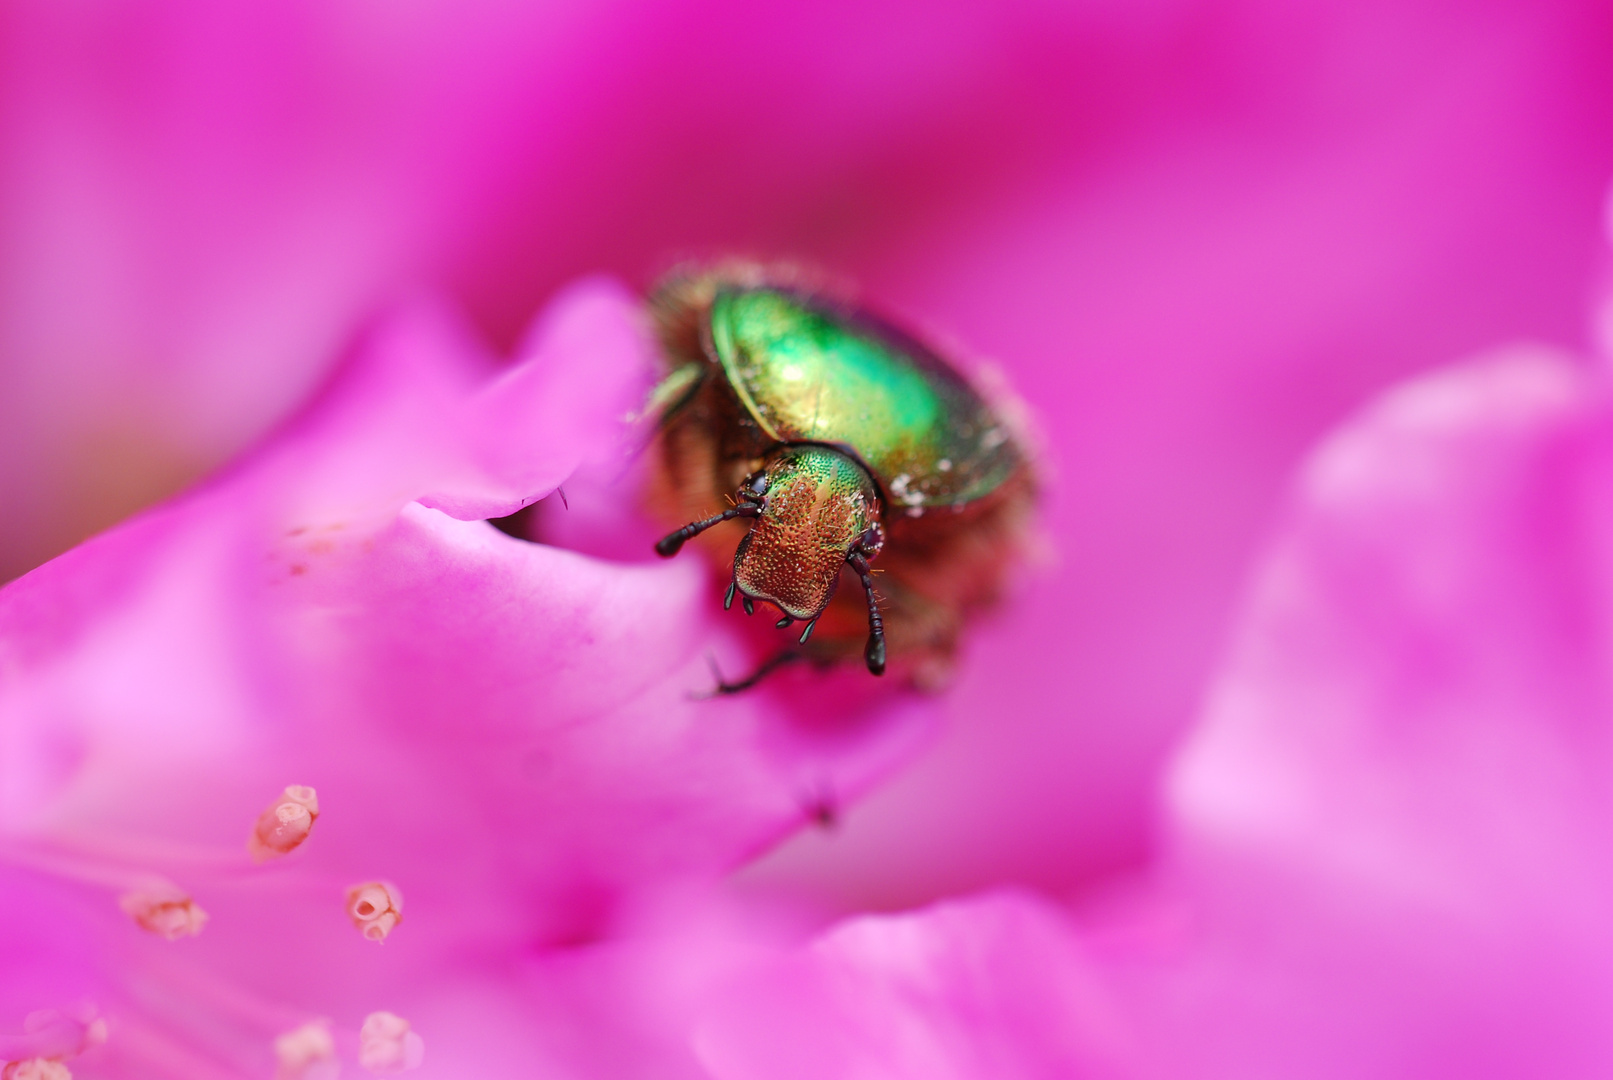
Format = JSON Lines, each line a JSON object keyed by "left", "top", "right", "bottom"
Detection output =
{"left": 647, "top": 264, "right": 1037, "bottom": 690}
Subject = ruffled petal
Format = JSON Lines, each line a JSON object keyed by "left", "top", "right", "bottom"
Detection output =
{"left": 1154, "top": 347, "right": 1613, "bottom": 1076}
{"left": 0, "top": 277, "right": 936, "bottom": 1073}
{"left": 694, "top": 892, "right": 1135, "bottom": 1080}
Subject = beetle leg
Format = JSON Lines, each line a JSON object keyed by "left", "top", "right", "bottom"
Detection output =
{"left": 847, "top": 553, "right": 886, "bottom": 676}
{"left": 653, "top": 504, "right": 760, "bottom": 557}
{"left": 701, "top": 650, "right": 804, "bottom": 695}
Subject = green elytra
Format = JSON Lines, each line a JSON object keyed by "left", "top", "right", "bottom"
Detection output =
{"left": 708, "top": 288, "right": 1018, "bottom": 512}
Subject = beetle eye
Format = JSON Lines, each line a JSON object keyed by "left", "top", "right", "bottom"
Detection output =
{"left": 857, "top": 526, "right": 885, "bottom": 557}
{"left": 741, "top": 471, "right": 769, "bottom": 498}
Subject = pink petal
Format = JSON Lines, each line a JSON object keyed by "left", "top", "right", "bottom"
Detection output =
{"left": 694, "top": 892, "right": 1135, "bottom": 1080}
{"left": 1151, "top": 347, "right": 1613, "bottom": 1076}
{"left": 0, "top": 278, "right": 936, "bottom": 1072}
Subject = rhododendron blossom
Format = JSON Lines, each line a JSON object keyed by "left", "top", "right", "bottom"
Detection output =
{"left": 5, "top": 0, "right": 1613, "bottom": 1077}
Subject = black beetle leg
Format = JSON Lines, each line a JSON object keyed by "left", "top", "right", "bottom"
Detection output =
{"left": 847, "top": 553, "right": 886, "bottom": 676}
{"left": 696, "top": 651, "right": 804, "bottom": 697}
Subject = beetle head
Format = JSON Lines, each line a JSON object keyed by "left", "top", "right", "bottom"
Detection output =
{"left": 732, "top": 446, "right": 882, "bottom": 621}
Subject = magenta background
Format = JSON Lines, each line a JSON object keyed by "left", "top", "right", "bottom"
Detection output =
{"left": 3, "top": 0, "right": 1613, "bottom": 919}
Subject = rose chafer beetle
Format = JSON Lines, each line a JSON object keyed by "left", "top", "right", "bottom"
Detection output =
{"left": 647, "top": 264, "right": 1037, "bottom": 690}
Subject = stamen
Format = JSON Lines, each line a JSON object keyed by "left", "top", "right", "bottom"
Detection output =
{"left": 358, "top": 1013, "right": 423, "bottom": 1074}
{"left": 274, "top": 1021, "right": 337, "bottom": 1080}
{"left": 119, "top": 878, "right": 208, "bottom": 939}
{"left": 249, "top": 786, "right": 320, "bottom": 861}
{"left": 345, "top": 881, "right": 403, "bottom": 943}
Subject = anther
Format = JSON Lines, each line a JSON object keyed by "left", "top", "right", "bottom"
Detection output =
{"left": 774, "top": 615, "right": 793, "bottom": 629}
{"left": 799, "top": 619, "right": 817, "bottom": 644}
{"left": 723, "top": 581, "right": 737, "bottom": 610}
{"left": 274, "top": 1021, "right": 337, "bottom": 1080}
{"left": 359, "top": 1013, "right": 423, "bottom": 1075}
{"left": 346, "top": 881, "right": 404, "bottom": 943}
{"left": 119, "top": 879, "right": 208, "bottom": 939}
{"left": 249, "top": 785, "right": 320, "bottom": 861}
{"left": 742, "top": 597, "right": 755, "bottom": 616}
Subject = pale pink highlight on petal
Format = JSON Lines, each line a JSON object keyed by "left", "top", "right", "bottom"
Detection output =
{"left": 695, "top": 892, "right": 1135, "bottom": 1080}
{"left": 1, "top": 1061, "right": 70, "bottom": 1080}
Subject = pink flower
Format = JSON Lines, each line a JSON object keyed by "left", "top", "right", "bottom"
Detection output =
{"left": 6, "top": 1, "right": 1613, "bottom": 1077}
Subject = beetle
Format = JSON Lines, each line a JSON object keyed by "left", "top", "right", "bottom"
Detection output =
{"left": 646, "top": 263, "right": 1037, "bottom": 691}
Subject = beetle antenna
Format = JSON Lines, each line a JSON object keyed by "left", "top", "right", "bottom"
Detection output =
{"left": 847, "top": 553, "right": 886, "bottom": 675}
{"left": 654, "top": 505, "right": 760, "bottom": 557}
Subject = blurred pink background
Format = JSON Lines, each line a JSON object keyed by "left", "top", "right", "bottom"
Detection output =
{"left": 4, "top": 0, "right": 1612, "bottom": 920}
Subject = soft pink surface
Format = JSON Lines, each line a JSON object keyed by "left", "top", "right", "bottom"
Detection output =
{"left": 1148, "top": 346, "right": 1613, "bottom": 1077}
{"left": 695, "top": 892, "right": 1133, "bottom": 1080}
{"left": 683, "top": 345, "right": 1613, "bottom": 1079}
